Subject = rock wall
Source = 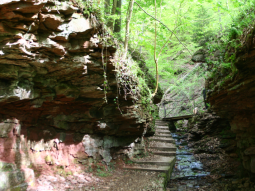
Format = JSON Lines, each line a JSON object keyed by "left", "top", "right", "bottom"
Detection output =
{"left": 169, "top": 113, "right": 255, "bottom": 190}
{"left": 206, "top": 25, "right": 255, "bottom": 176}
{"left": 0, "top": 0, "right": 160, "bottom": 189}
{"left": 187, "top": 112, "right": 240, "bottom": 177}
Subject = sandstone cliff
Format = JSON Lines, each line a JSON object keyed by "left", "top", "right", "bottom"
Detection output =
{"left": 206, "top": 23, "right": 255, "bottom": 176}
{"left": 0, "top": 0, "right": 162, "bottom": 190}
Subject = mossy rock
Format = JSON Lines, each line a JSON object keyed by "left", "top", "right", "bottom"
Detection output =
{"left": 0, "top": 162, "right": 16, "bottom": 172}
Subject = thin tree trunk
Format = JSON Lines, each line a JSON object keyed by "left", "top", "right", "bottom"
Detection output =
{"left": 104, "top": 0, "right": 110, "bottom": 27}
{"left": 152, "top": 0, "right": 159, "bottom": 97}
{"left": 218, "top": 6, "right": 223, "bottom": 35}
{"left": 139, "top": 22, "right": 144, "bottom": 54}
{"left": 114, "top": 0, "right": 122, "bottom": 34}
{"left": 123, "top": 0, "right": 135, "bottom": 60}
{"left": 109, "top": 0, "right": 117, "bottom": 30}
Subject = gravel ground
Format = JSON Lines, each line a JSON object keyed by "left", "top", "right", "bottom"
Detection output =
{"left": 28, "top": 167, "right": 165, "bottom": 191}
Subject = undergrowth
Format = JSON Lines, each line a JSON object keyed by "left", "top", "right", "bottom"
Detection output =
{"left": 205, "top": 0, "right": 255, "bottom": 89}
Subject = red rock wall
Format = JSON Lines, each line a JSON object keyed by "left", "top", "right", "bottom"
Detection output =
{"left": 0, "top": 0, "right": 159, "bottom": 189}
{"left": 207, "top": 26, "right": 255, "bottom": 176}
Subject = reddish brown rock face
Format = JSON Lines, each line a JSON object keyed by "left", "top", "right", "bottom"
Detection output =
{"left": 0, "top": 0, "right": 160, "bottom": 189}
{"left": 207, "top": 26, "right": 255, "bottom": 175}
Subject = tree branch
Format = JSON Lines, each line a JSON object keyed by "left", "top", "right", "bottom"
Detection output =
{"left": 123, "top": 0, "right": 135, "bottom": 60}
{"left": 134, "top": 1, "right": 192, "bottom": 56}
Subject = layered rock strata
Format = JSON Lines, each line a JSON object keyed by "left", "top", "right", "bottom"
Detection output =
{"left": 206, "top": 25, "right": 255, "bottom": 176}
{"left": 0, "top": 0, "right": 161, "bottom": 189}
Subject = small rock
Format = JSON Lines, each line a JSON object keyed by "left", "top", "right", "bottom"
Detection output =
{"left": 85, "top": 176, "right": 92, "bottom": 182}
{"left": 77, "top": 178, "right": 87, "bottom": 183}
{"left": 46, "top": 175, "right": 58, "bottom": 182}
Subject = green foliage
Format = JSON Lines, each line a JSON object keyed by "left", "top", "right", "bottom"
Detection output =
{"left": 228, "top": 26, "right": 242, "bottom": 40}
{"left": 192, "top": 4, "right": 215, "bottom": 46}
{"left": 75, "top": 0, "right": 255, "bottom": 91}
{"left": 203, "top": 0, "right": 255, "bottom": 89}
{"left": 94, "top": 164, "right": 112, "bottom": 177}
{"left": 74, "top": 0, "right": 255, "bottom": 117}
{"left": 126, "top": 160, "right": 133, "bottom": 164}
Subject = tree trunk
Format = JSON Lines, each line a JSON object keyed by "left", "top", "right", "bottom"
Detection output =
{"left": 104, "top": 0, "right": 110, "bottom": 27}
{"left": 139, "top": 22, "right": 144, "bottom": 54}
{"left": 114, "top": 0, "right": 122, "bottom": 34}
{"left": 218, "top": 5, "right": 223, "bottom": 35}
{"left": 109, "top": 0, "right": 117, "bottom": 30}
{"left": 104, "top": 0, "right": 110, "bottom": 16}
{"left": 123, "top": 0, "right": 135, "bottom": 60}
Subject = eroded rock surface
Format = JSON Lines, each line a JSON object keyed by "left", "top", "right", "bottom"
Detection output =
{"left": 206, "top": 24, "right": 255, "bottom": 176}
{"left": 0, "top": 0, "right": 161, "bottom": 190}
{"left": 167, "top": 113, "right": 255, "bottom": 191}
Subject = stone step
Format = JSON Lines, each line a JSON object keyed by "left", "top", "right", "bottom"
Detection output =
{"left": 155, "top": 121, "right": 168, "bottom": 124}
{"left": 155, "top": 123, "right": 168, "bottom": 125}
{"left": 123, "top": 165, "right": 170, "bottom": 172}
{"left": 156, "top": 127, "right": 169, "bottom": 130}
{"left": 152, "top": 151, "right": 176, "bottom": 156}
{"left": 156, "top": 126, "right": 168, "bottom": 128}
{"left": 154, "top": 134, "right": 172, "bottom": 138}
{"left": 149, "top": 138, "right": 175, "bottom": 143}
{"left": 156, "top": 131, "right": 171, "bottom": 134}
{"left": 149, "top": 147, "right": 177, "bottom": 151}
{"left": 132, "top": 156, "right": 175, "bottom": 166}
{"left": 149, "top": 142, "right": 175, "bottom": 148}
